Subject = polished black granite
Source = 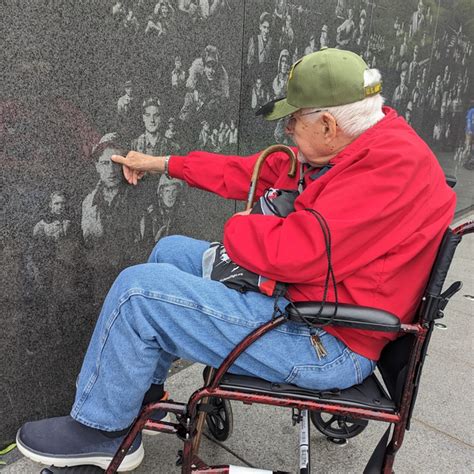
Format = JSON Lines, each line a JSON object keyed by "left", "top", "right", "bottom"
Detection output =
{"left": 1, "top": 0, "right": 472, "bottom": 446}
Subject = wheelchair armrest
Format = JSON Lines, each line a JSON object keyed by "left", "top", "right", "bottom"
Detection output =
{"left": 445, "top": 174, "right": 456, "bottom": 188}
{"left": 285, "top": 302, "right": 401, "bottom": 332}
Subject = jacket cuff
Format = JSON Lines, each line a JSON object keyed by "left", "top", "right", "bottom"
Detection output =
{"left": 168, "top": 155, "right": 186, "bottom": 180}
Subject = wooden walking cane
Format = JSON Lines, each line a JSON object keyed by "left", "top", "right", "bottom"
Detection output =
{"left": 191, "top": 144, "right": 297, "bottom": 454}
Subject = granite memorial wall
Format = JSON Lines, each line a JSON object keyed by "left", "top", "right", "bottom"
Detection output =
{"left": 1, "top": 0, "right": 472, "bottom": 444}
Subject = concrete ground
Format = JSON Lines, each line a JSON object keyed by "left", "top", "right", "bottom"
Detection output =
{"left": 2, "top": 214, "right": 473, "bottom": 474}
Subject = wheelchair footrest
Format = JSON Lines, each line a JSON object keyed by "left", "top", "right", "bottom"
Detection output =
{"left": 218, "top": 373, "right": 396, "bottom": 412}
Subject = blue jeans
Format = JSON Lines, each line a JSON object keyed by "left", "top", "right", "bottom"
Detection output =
{"left": 71, "top": 236, "right": 375, "bottom": 431}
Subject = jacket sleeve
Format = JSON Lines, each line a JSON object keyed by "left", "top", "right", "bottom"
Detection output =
{"left": 223, "top": 151, "right": 447, "bottom": 284}
{"left": 168, "top": 149, "right": 290, "bottom": 201}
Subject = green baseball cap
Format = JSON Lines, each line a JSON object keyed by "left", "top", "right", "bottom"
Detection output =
{"left": 257, "top": 47, "right": 382, "bottom": 121}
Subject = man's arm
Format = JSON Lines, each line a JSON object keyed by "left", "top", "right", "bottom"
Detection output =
{"left": 112, "top": 149, "right": 293, "bottom": 201}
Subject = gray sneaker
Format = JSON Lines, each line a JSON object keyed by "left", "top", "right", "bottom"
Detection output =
{"left": 16, "top": 416, "right": 143, "bottom": 472}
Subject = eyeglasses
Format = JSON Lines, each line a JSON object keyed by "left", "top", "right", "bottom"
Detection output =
{"left": 285, "top": 109, "right": 326, "bottom": 127}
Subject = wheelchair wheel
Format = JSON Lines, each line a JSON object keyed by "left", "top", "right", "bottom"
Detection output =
{"left": 201, "top": 366, "right": 233, "bottom": 441}
{"left": 205, "top": 396, "right": 233, "bottom": 441}
{"left": 310, "top": 411, "right": 368, "bottom": 440}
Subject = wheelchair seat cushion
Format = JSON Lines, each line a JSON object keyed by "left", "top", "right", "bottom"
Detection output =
{"left": 218, "top": 373, "right": 396, "bottom": 412}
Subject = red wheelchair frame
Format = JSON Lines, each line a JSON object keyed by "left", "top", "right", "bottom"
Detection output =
{"left": 103, "top": 219, "right": 473, "bottom": 474}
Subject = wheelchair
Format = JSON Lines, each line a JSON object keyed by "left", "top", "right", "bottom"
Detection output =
{"left": 89, "top": 214, "right": 472, "bottom": 474}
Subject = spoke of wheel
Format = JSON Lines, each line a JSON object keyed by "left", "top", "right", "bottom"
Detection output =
{"left": 341, "top": 422, "right": 351, "bottom": 435}
{"left": 323, "top": 415, "right": 337, "bottom": 429}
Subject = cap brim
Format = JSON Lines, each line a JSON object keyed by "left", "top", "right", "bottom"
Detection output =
{"left": 256, "top": 97, "right": 299, "bottom": 121}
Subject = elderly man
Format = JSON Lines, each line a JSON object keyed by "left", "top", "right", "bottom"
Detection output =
{"left": 17, "top": 49, "right": 455, "bottom": 471}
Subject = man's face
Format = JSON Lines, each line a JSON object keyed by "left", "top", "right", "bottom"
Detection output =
{"left": 160, "top": 184, "right": 179, "bottom": 208}
{"left": 96, "top": 148, "right": 122, "bottom": 188}
{"left": 204, "top": 60, "right": 216, "bottom": 81}
{"left": 284, "top": 110, "right": 336, "bottom": 166}
{"left": 125, "top": 86, "right": 132, "bottom": 97}
{"left": 143, "top": 105, "right": 161, "bottom": 133}
{"left": 260, "top": 21, "right": 270, "bottom": 41}
{"left": 400, "top": 70, "right": 407, "bottom": 85}
{"left": 50, "top": 195, "right": 66, "bottom": 215}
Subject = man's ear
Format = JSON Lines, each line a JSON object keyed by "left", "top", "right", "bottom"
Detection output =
{"left": 321, "top": 112, "right": 338, "bottom": 140}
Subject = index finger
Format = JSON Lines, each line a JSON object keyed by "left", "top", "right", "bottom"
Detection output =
{"left": 111, "top": 154, "right": 126, "bottom": 164}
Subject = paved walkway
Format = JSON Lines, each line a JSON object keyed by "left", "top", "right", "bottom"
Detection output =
{"left": 3, "top": 215, "right": 473, "bottom": 473}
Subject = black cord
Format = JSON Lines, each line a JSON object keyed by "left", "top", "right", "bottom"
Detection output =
{"left": 285, "top": 208, "right": 338, "bottom": 328}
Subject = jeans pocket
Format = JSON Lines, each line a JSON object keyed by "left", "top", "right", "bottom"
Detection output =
{"left": 284, "top": 349, "right": 357, "bottom": 391}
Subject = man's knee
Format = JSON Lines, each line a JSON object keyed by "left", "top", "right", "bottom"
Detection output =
{"left": 148, "top": 235, "right": 185, "bottom": 264}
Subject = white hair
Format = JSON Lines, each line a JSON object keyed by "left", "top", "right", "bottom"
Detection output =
{"left": 305, "top": 69, "right": 385, "bottom": 137}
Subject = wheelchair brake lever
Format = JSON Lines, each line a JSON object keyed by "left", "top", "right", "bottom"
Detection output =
{"left": 440, "top": 281, "right": 462, "bottom": 302}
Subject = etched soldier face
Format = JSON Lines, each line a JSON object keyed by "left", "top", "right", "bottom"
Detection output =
{"left": 204, "top": 60, "right": 217, "bottom": 81}
{"left": 96, "top": 148, "right": 122, "bottom": 188}
{"left": 50, "top": 194, "right": 66, "bottom": 216}
{"left": 260, "top": 21, "right": 270, "bottom": 41}
{"left": 160, "top": 184, "right": 179, "bottom": 208}
{"left": 400, "top": 70, "right": 407, "bottom": 85}
{"left": 143, "top": 105, "right": 161, "bottom": 133}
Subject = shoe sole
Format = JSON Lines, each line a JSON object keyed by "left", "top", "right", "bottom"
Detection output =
{"left": 16, "top": 430, "right": 144, "bottom": 472}
{"left": 142, "top": 412, "right": 171, "bottom": 436}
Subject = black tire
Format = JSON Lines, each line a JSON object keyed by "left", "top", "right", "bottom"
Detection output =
{"left": 310, "top": 411, "right": 368, "bottom": 440}
{"left": 205, "top": 396, "right": 234, "bottom": 441}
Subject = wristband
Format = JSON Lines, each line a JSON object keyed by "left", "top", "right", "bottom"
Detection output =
{"left": 164, "top": 155, "right": 171, "bottom": 179}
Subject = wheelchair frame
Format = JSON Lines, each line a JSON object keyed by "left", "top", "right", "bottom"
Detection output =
{"left": 104, "top": 220, "right": 473, "bottom": 474}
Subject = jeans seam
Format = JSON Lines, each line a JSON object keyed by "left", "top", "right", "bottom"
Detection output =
{"left": 137, "top": 290, "right": 312, "bottom": 335}
{"left": 349, "top": 351, "right": 363, "bottom": 384}
{"left": 133, "top": 288, "right": 269, "bottom": 329}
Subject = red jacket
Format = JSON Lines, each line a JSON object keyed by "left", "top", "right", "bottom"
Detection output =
{"left": 169, "top": 107, "right": 456, "bottom": 360}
